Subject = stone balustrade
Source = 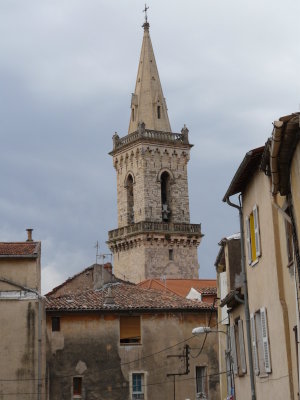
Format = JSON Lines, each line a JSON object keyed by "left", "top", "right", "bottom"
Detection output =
{"left": 108, "top": 221, "right": 202, "bottom": 241}
{"left": 112, "top": 127, "right": 190, "bottom": 152}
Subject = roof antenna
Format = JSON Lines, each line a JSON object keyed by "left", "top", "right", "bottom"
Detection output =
{"left": 94, "top": 241, "right": 100, "bottom": 265}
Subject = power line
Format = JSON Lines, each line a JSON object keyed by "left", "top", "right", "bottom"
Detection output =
{"left": 0, "top": 303, "right": 224, "bottom": 384}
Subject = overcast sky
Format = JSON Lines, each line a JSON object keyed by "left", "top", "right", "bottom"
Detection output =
{"left": 1, "top": 0, "right": 300, "bottom": 293}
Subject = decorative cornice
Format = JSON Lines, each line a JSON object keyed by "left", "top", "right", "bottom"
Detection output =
{"left": 107, "top": 221, "right": 202, "bottom": 244}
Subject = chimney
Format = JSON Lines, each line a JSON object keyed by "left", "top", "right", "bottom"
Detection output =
{"left": 104, "top": 287, "right": 115, "bottom": 306}
{"left": 93, "top": 263, "right": 114, "bottom": 290}
{"left": 104, "top": 263, "right": 112, "bottom": 274}
{"left": 26, "top": 228, "right": 33, "bottom": 242}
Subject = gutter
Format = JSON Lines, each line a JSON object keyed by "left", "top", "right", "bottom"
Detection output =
{"left": 270, "top": 120, "right": 284, "bottom": 195}
{"left": 0, "top": 254, "right": 38, "bottom": 259}
{"left": 224, "top": 196, "right": 256, "bottom": 400}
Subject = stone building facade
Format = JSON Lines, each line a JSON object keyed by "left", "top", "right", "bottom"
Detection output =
{"left": 0, "top": 231, "right": 46, "bottom": 400}
{"left": 107, "top": 21, "right": 202, "bottom": 283}
{"left": 46, "top": 263, "right": 220, "bottom": 400}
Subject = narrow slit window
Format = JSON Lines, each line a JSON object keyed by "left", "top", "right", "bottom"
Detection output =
{"left": 169, "top": 249, "right": 173, "bottom": 260}
{"left": 157, "top": 105, "right": 161, "bottom": 119}
{"left": 52, "top": 317, "right": 60, "bottom": 332}
{"left": 73, "top": 377, "right": 82, "bottom": 396}
{"left": 126, "top": 174, "right": 134, "bottom": 224}
{"left": 161, "top": 171, "right": 171, "bottom": 222}
{"left": 132, "top": 108, "right": 135, "bottom": 121}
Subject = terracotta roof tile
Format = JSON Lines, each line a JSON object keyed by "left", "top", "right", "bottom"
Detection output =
{"left": 0, "top": 242, "right": 40, "bottom": 256}
{"left": 46, "top": 282, "right": 214, "bottom": 312}
{"left": 138, "top": 279, "right": 217, "bottom": 298}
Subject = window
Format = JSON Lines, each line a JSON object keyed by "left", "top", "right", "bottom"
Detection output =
{"left": 51, "top": 317, "right": 60, "bottom": 332}
{"left": 230, "top": 318, "right": 246, "bottom": 375}
{"left": 132, "top": 373, "right": 144, "bottom": 399}
{"left": 132, "top": 108, "right": 135, "bottom": 121}
{"left": 250, "top": 308, "right": 271, "bottom": 376}
{"left": 120, "top": 316, "right": 141, "bottom": 344}
{"left": 157, "top": 105, "right": 161, "bottom": 119}
{"left": 246, "top": 205, "right": 261, "bottom": 265}
{"left": 196, "top": 366, "right": 207, "bottom": 397}
{"left": 126, "top": 174, "right": 134, "bottom": 224}
{"left": 161, "top": 171, "right": 171, "bottom": 222}
{"left": 73, "top": 377, "right": 82, "bottom": 397}
{"left": 169, "top": 249, "right": 174, "bottom": 260}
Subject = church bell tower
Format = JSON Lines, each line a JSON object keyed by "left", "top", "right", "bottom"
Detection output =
{"left": 107, "top": 17, "right": 202, "bottom": 283}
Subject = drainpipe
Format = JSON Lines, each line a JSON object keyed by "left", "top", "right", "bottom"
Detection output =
{"left": 0, "top": 277, "right": 43, "bottom": 400}
{"left": 225, "top": 196, "right": 256, "bottom": 400}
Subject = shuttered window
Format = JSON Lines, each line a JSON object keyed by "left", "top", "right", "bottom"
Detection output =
{"left": 246, "top": 205, "right": 261, "bottom": 265}
{"left": 250, "top": 308, "right": 272, "bottom": 376}
{"left": 230, "top": 325, "right": 238, "bottom": 375}
{"left": 230, "top": 318, "right": 247, "bottom": 376}
{"left": 250, "top": 313, "right": 260, "bottom": 375}
{"left": 260, "top": 308, "right": 271, "bottom": 373}
{"left": 238, "top": 319, "right": 247, "bottom": 374}
{"left": 120, "top": 316, "right": 141, "bottom": 344}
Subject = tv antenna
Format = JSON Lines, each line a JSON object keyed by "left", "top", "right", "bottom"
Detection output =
{"left": 94, "top": 241, "right": 112, "bottom": 265}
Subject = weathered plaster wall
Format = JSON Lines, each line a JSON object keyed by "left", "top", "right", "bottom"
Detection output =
{"left": 0, "top": 258, "right": 40, "bottom": 292}
{"left": 0, "top": 300, "right": 47, "bottom": 400}
{"left": 47, "top": 311, "right": 219, "bottom": 400}
{"left": 241, "top": 170, "right": 297, "bottom": 399}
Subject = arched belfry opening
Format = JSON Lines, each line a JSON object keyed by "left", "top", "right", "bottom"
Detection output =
{"left": 161, "top": 171, "right": 171, "bottom": 222}
{"left": 126, "top": 174, "right": 134, "bottom": 224}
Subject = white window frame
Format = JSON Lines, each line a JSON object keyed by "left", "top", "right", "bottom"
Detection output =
{"left": 130, "top": 372, "right": 146, "bottom": 400}
{"left": 195, "top": 366, "right": 207, "bottom": 398}
{"left": 245, "top": 204, "right": 261, "bottom": 266}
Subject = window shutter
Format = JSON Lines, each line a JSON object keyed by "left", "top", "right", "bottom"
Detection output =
{"left": 260, "top": 307, "right": 271, "bottom": 373}
{"left": 120, "top": 316, "right": 141, "bottom": 342}
{"left": 220, "top": 272, "right": 229, "bottom": 325}
{"left": 246, "top": 217, "right": 252, "bottom": 264}
{"left": 253, "top": 205, "right": 261, "bottom": 257}
{"left": 230, "top": 325, "right": 238, "bottom": 375}
{"left": 250, "top": 313, "right": 260, "bottom": 375}
{"left": 238, "top": 319, "right": 247, "bottom": 374}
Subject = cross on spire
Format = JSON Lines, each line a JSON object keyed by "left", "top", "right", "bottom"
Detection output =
{"left": 143, "top": 3, "right": 149, "bottom": 23}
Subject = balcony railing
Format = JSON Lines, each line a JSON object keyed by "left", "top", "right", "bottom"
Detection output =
{"left": 108, "top": 221, "right": 202, "bottom": 241}
{"left": 111, "top": 124, "right": 190, "bottom": 153}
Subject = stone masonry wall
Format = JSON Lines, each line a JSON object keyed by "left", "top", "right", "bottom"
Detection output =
{"left": 113, "top": 143, "right": 191, "bottom": 228}
{"left": 112, "top": 234, "right": 199, "bottom": 283}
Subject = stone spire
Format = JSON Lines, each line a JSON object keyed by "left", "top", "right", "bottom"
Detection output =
{"left": 128, "top": 21, "right": 171, "bottom": 134}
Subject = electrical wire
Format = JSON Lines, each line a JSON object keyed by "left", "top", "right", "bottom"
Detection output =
{"left": 0, "top": 303, "right": 226, "bottom": 383}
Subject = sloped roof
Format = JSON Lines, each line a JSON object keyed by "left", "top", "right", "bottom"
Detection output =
{"left": 0, "top": 242, "right": 40, "bottom": 257}
{"left": 46, "top": 263, "right": 113, "bottom": 297}
{"left": 46, "top": 281, "right": 213, "bottom": 312}
{"left": 223, "top": 146, "right": 265, "bottom": 201}
{"left": 138, "top": 279, "right": 217, "bottom": 298}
